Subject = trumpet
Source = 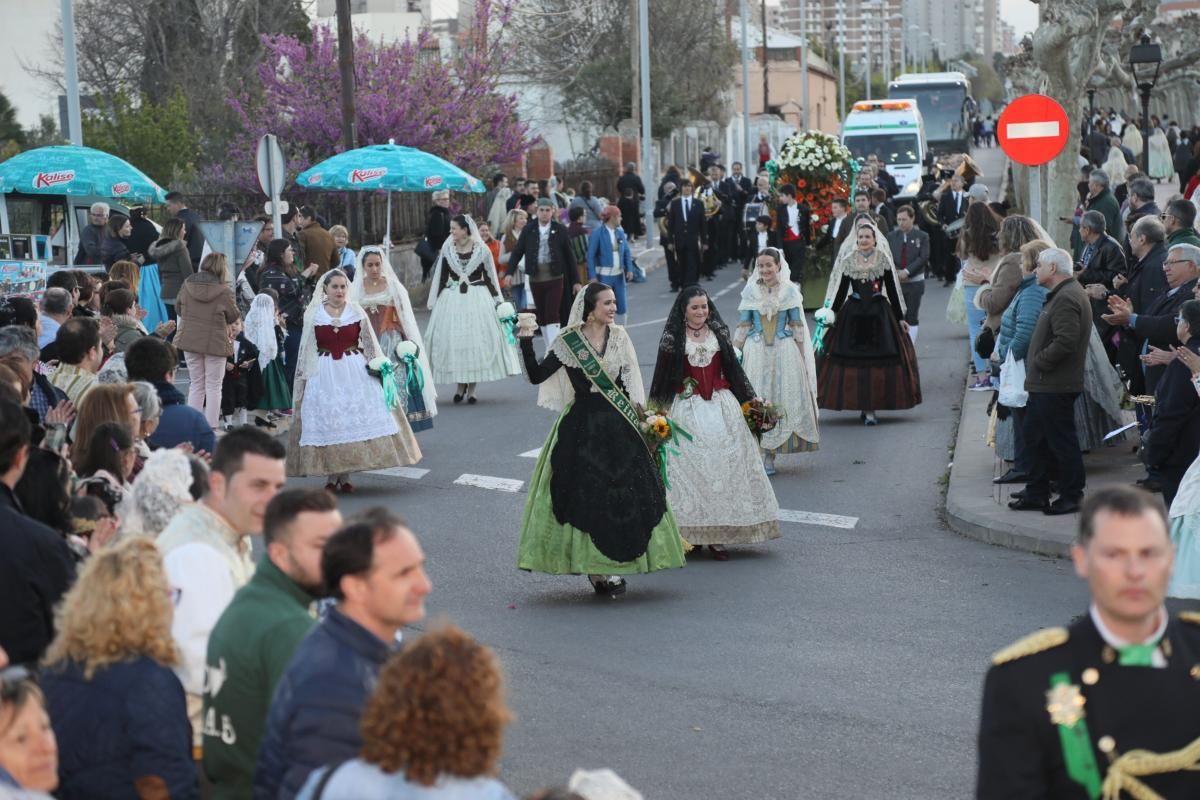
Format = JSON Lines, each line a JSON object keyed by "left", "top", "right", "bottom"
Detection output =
{"left": 689, "top": 167, "right": 722, "bottom": 219}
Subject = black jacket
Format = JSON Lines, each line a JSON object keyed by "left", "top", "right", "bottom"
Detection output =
{"left": 1134, "top": 279, "right": 1198, "bottom": 393}
{"left": 1147, "top": 341, "right": 1200, "bottom": 470}
{"left": 128, "top": 216, "right": 159, "bottom": 261}
{"left": 1120, "top": 242, "right": 1169, "bottom": 314}
{"left": 616, "top": 173, "right": 645, "bottom": 198}
{"left": 771, "top": 201, "right": 811, "bottom": 246}
{"left": 1124, "top": 202, "right": 1161, "bottom": 260}
{"left": 1077, "top": 233, "right": 1126, "bottom": 289}
{"left": 425, "top": 206, "right": 451, "bottom": 253}
{"left": 0, "top": 484, "right": 75, "bottom": 666}
{"left": 509, "top": 220, "right": 577, "bottom": 280}
{"left": 176, "top": 207, "right": 207, "bottom": 268}
{"left": 937, "top": 190, "right": 968, "bottom": 226}
{"left": 666, "top": 196, "right": 707, "bottom": 251}
{"left": 257, "top": 264, "right": 305, "bottom": 330}
{"left": 100, "top": 233, "right": 133, "bottom": 269}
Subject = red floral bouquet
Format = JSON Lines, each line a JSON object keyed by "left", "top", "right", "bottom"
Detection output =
{"left": 741, "top": 398, "right": 782, "bottom": 440}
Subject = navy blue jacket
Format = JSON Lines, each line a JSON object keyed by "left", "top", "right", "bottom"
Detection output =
{"left": 41, "top": 656, "right": 198, "bottom": 799}
{"left": 254, "top": 608, "right": 395, "bottom": 800}
{"left": 1146, "top": 339, "right": 1200, "bottom": 470}
{"left": 144, "top": 380, "right": 215, "bottom": 453}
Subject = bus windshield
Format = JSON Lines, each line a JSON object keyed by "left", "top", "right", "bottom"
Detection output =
{"left": 843, "top": 133, "right": 920, "bottom": 166}
{"left": 894, "top": 85, "right": 968, "bottom": 146}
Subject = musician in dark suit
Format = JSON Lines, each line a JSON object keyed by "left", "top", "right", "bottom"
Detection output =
{"left": 666, "top": 180, "right": 708, "bottom": 287}
{"left": 772, "top": 184, "right": 809, "bottom": 283}
{"left": 886, "top": 205, "right": 930, "bottom": 343}
{"left": 936, "top": 174, "right": 969, "bottom": 285}
{"left": 977, "top": 487, "right": 1200, "bottom": 800}
{"left": 729, "top": 162, "right": 753, "bottom": 259}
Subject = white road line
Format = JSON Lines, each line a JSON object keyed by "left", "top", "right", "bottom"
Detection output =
{"left": 626, "top": 280, "right": 742, "bottom": 328}
{"left": 365, "top": 466, "right": 430, "bottom": 480}
{"left": 778, "top": 509, "right": 859, "bottom": 529}
{"left": 519, "top": 448, "right": 542, "bottom": 458}
{"left": 1005, "top": 121, "right": 1060, "bottom": 139}
{"left": 454, "top": 473, "right": 524, "bottom": 493}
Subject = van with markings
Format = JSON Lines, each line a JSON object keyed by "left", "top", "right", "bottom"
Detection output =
{"left": 840, "top": 99, "right": 928, "bottom": 200}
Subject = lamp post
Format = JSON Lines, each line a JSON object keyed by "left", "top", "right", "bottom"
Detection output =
{"left": 1129, "top": 33, "right": 1163, "bottom": 177}
{"left": 863, "top": 4, "right": 873, "bottom": 100}
{"left": 1086, "top": 88, "right": 1096, "bottom": 133}
{"left": 837, "top": 2, "right": 846, "bottom": 120}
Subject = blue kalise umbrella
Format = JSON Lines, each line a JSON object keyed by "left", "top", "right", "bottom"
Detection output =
{"left": 0, "top": 144, "right": 167, "bottom": 202}
{"left": 295, "top": 140, "right": 485, "bottom": 244}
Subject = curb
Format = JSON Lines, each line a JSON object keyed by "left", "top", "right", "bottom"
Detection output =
{"left": 943, "top": 384, "right": 1075, "bottom": 559}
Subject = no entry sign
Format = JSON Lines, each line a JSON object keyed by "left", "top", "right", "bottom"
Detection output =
{"left": 997, "top": 95, "right": 1070, "bottom": 167}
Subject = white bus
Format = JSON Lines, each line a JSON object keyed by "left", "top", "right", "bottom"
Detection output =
{"left": 887, "top": 72, "right": 975, "bottom": 155}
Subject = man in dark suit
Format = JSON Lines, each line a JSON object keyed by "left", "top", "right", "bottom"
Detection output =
{"left": 729, "top": 162, "right": 753, "bottom": 259}
{"left": 819, "top": 197, "right": 853, "bottom": 257}
{"left": 1145, "top": 303, "right": 1200, "bottom": 506}
{"left": 886, "top": 205, "right": 930, "bottom": 343}
{"left": 772, "top": 184, "right": 809, "bottom": 283}
{"left": 654, "top": 182, "right": 681, "bottom": 289}
{"left": 1107, "top": 216, "right": 1169, "bottom": 396}
{"left": 666, "top": 180, "right": 707, "bottom": 287}
{"left": 1075, "top": 209, "right": 1127, "bottom": 346}
{"left": 936, "top": 174, "right": 969, "bottom": 285}
{"left": 978, "top": 486, "right": 1200, "bottom": 800}
{"left": 508, "top": 198, "right": 578, "bottom": 337}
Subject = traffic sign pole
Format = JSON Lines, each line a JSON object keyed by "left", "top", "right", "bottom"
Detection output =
{"left": 1029, "top": 165, "right": 1042, "bottom": 232}
{"left": 256, "top": 134, "right": 287, "bottom": 239}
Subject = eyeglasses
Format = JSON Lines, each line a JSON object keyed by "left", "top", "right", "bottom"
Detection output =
{"left": 1165, "top": 259, "right": 1191, "bottom": 267}
{"left": 1160, "top": 213, "right": 1176, "bottom": 221}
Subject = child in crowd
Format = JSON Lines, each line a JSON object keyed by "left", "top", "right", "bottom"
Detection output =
{"left": 744, "top": 215, "right": 773, "bottom": 280}
{"left": 221, "top": 317, "right": 261, "bottom": 430}
{"left": 244, "top": 290, "right": 292, "bottom": 429}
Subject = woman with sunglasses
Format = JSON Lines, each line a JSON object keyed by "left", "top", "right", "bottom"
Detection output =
{"left": 0, "top": 665, "right": 59, "bottom": 797}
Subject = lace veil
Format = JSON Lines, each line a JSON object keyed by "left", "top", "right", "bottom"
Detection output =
{"left": 350, "top": 245, "right": 438, "bottom": 415}
{"left": 294, "top": 268, "right": 385, "bottom": 382}
{"left": 648, "top": 286, "right": 754, "bottom": 407}
{"left": 117, "top": 449, "right": 195, "bottom": 538}
{"left": 243, "top": 294, "right": 278, "bottom": 371}
{"left": 535, "top": 287, "right": 645, "bottom": 412}
{"left": 825, "top": 215, "right": 904, "bottom": 315}
{"left": 426, "top": 214, "right": 502, "bottom": 309}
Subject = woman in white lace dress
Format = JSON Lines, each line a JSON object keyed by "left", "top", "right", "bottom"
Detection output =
{"left": 287, "top": 269, "right": 422, "bottom": 492}
{"left": 734, "top": 247, "right": 820, "bottom": 474}
{"left": 649, "top": 287, "right": 780, "bottom": 558}
{"left": 424, "top": 214, "right": 520, "bottom": 404}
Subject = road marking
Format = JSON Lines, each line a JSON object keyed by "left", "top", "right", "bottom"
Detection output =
{"left": 627, "top": 280, "right": 742, "bottom": 328}
{"left": 1005, "top": 121, "right": 1060, "bottom": 139}
{"left": 778, "top": 509, "right": 859, "bottom": 529}
{"left": 519, "top": 448, "right": 541, "bottom": 458}
{"left": 454, "top": 473, "right": 524, "bottom": 493}
{"left": 366, "top": 466, "right": 430, "bottom": 480}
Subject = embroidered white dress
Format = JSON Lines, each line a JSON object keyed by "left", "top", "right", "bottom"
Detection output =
{"left": 665, "top": 333, "right": 781, "bottom": 546}
{"left": 424, "top": 249, "right": 521, "bottom": 384}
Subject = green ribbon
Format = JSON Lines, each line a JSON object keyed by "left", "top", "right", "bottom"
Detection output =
{"left": 498, "top": 313, "right": 517, "bottom": 345}
{"left": 1049, "top": 672, "right": 1103, "bottom": 800}
{"left": 377, "top": 361, "right": 401, "bottom": 410}
{"left": 1117, "top": 643, "right": 1157, "bottom": 666}
{"left": 813, "top": 300, "right": 832, "bottom": 356}
{"left": 558, "top": 327, "right": 643, "bottom": 433}
{"left": 401, "top": 354, "right": 424, "bottom": 396}
{"left": 654, "top": 419, "right": 693, "bottom": 489}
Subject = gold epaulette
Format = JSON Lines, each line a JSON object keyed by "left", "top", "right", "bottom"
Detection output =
{"left": 1179, "top": 611, "right": 1200, "bottom": 626}
{"left": 991, "top": 627, "right": 1069, "bottom": 665}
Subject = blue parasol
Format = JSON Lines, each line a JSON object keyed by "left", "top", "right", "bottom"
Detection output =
{"left": 0, "top": 145, "right": 167, "bottom": 202}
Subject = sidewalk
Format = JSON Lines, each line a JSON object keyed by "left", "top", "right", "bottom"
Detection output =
{"left": 945, "top": 383, "right": 1146, "bottom": 557}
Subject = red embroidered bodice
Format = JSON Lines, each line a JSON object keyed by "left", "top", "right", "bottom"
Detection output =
{"left": 679, "top": 353, "right": 730, "bottom": 400}
{"left": 315, "top": 322, "right": 361, "bottom": 359}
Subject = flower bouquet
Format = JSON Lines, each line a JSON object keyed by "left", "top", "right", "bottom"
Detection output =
{"left": 367, "top": 356, "right": 402, "bottom": 410}
{"left": 394, "top": 341, "right": 424, "bottom": 397}
{"left": 741, "top": 398, "right": 782, "bottom": 441}
{"left": 496, "top": 301, "right": 518, "bottom": 345}
{"left": 640, "top": 411, "right": 693, "bottom": 489}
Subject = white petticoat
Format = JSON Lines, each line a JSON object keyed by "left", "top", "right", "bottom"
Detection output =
{"left": 666, "top": 388, "right": 781, "bottom": 545}
{"left": 424, "top": 284, "right": 521, "bottom": 384}
{"left": 742, "top": 334, "right": 820, "bottom": 452}
{"left": 299, "top": 351, "right": 399, "bottom": 447}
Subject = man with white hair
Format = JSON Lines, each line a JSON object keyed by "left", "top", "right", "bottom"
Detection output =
{"left": 1084, "top": 169, "right": 1122, "bottom": 243}
{"left": 1009, "top": 247, "right": 1093, "bottom": 516}
{"left": 74, "top": 202, "right": 109, "bottom": 264}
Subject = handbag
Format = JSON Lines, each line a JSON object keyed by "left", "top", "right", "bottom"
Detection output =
{"left": 414, "top": 238, "right": 437, "bottom": 262}
{"left": 997, "top": 350, "right": 1028, "bottom": 408}
{"left": 974, "top": 324, "right": 996, "bottom": 361}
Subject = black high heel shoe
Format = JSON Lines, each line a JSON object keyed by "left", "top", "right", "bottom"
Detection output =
{"left": 453, "top": 394, "right": 464, "bottom": 404}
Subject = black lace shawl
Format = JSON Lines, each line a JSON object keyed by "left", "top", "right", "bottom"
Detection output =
{"left": 648, "top": 287, "right": 756, "bottom": 408}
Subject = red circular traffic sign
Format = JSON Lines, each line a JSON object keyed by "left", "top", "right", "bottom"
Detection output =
{"left": 997, "top": 94, "right": 1070, "bottom": 167}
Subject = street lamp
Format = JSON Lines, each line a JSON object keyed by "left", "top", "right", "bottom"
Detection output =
{"left": 1129, "top": 33, "right": 1163, "bottom": 176}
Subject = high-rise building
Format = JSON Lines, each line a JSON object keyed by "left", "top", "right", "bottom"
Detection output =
{"left": 776, "top": 0, "right": 904, "bottom": 77}
{"left": 314, "top": 0, "right": 432, "bottom": 41}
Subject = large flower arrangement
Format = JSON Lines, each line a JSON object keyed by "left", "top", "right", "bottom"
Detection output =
{"left": 766, "top": 130, "right": 858, "bottom": 279}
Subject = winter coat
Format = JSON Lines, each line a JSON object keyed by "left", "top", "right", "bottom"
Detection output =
{"left": 175, "top": 272, "right": 239, "bottom": 357}
{"left": 1146, "top": 339, "right": 1200, "bottom": 470}
{"left": 203, "top": 556, "right": 316, "bottom": 800}
{"left": 110, "top": 314, "right": 146, "bottom": 354}
{"left": 1025, "top": 277, "right": 1092, "bottom": 394}
{"left": 997, "top": 274, "right": 1047, "bottom": 362}
{"left": 41, "top": 656, "right": 198, "bottom": 800}
{"left": 150, "top": 237, "right": 193, "bottom": 305}
{"left": 974, "top": 252, "right": 1024, "bottom": 333}
{"left": 254, "top": 608, "right": 395, "bottom": 800}
{"left": 101, "top": 233, "right": 133, "bottom": 269}
{"left": 0, "top": 485, "right": 74, "bottom": 666}
{"left": 1085, "top": 188, "right": 1122, "bottom": 244}
{"left": 257, "top": 265, "right": 305, "bottom": 331}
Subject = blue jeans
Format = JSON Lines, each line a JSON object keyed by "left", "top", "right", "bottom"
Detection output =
{"left": 963, "top": 284, "right": 989, "bottom": 374}
{"left": 511, "top": 284, "right": 529, "bottom": 312}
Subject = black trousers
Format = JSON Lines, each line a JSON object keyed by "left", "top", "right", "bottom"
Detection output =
{"left": 900, "top": 280, "right": 925, "bottom": 326}
{"left": 1022, "top": 391, "right": 1085, "bottom": 501}
{"left": 664, "top": 245, "right": 681, "bottom": 289}
{"left": 781, "top": 239, "right": 806, "bottom": 284}
{"left": 677, "top": 243, "right": 702, "bottom": 286}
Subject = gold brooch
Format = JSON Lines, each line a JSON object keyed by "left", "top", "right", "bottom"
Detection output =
{"left": 1046, "top": 682, "right": 1087, "bottom": 727}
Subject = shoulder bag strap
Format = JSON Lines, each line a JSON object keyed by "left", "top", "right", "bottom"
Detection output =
{"left": 312, "top": 760, "right": 347, "bottom": 800}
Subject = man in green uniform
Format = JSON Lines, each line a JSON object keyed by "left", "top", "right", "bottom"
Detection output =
{"left": 202, "top": 489, "right": 342, "bottom": 799}
{"left": 977, "top": 485, "right": 1200, "bottom": 798}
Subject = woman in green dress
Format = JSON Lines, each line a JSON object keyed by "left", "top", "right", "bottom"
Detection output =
{"left": 517, "top": 283, "right": 687, "bottom": 596}
{"left": 243, "top": 291, "right": 292, "bottom": 427}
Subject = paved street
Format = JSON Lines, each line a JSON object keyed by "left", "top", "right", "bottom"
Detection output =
{"left": 269, "top": 147, "right": 1090, "bottom": 799}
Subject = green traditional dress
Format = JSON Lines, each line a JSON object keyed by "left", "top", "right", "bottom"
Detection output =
{"left": 517, "top": 324, "right": 687, "bottom": 575}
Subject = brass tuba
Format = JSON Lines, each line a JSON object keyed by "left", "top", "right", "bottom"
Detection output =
{"left": 690, "top": 167, "right": 722, "bottom": 219}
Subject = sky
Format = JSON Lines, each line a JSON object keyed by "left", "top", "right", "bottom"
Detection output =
{"left": 1000, "top": 0, "right": 1039, "bottom": 38}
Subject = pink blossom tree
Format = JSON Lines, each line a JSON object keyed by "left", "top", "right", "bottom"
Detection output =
{"left": 215, "top": 0, "right": 528, "bottom": 191}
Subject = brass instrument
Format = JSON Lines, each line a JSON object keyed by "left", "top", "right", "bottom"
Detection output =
{"left": 689, "top": 167, "right": 722, "bottom": 219}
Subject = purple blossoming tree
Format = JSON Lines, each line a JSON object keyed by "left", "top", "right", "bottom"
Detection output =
{"left": 217, "top": 0, "right": 528, "bottom": 191}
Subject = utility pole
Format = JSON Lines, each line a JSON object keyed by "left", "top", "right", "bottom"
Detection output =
{"left": 60, "top": 0, "right": 83, "bottom": 145}
{"left": 335, "top": 0, "right": 362, "bottom": 244}
{"left": 639, "top": 0, "right": 653, "bottom": 245}
{"left": 631, "top": 0, "right": 640, "bottom": 128}
{"left": 864, "top": 7, "right": 872, "bottom": 101}
{"left": 838, "top": 0, "right": 846, "bottom": 121}
{"left": 800, "top": 0, "right": 809, "bottom": 129}
{"left": 761, "top": 0, "right": 770, "bottom": 114}
{"left": 741, "top": 0, "right": 752, "bottom": 170}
